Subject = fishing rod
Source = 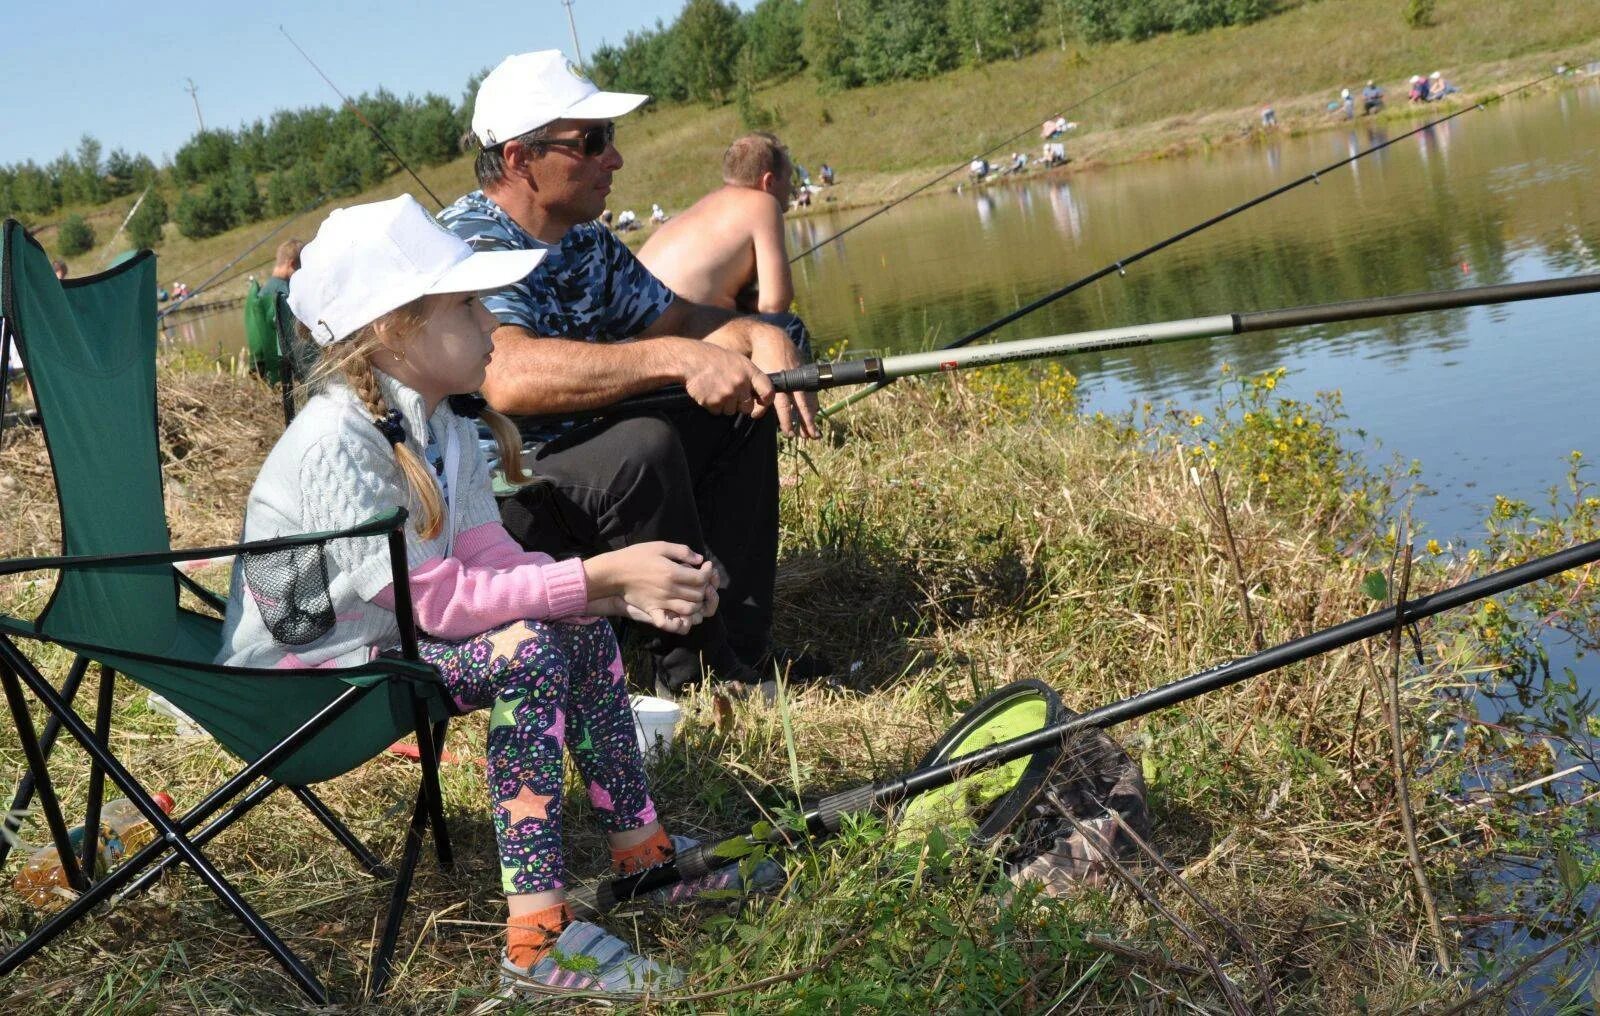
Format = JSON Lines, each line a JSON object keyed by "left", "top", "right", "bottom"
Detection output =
{"left": 788, "top": 55, "right": 1169, "bottom": 263}
{"left": 818, "top": 70, "right": 1559, "bottom": 418}
{"left": 569, "top": 530, "right": 1600, "bottom": 917}
{"left": 95, "top": 185, "right": 153, "bottom": 267}
{"left": 527, "top": 272, "right": 1600, "bottom": 425}
{"left": 278, "top": 26, "right": 446, "bottom": 210}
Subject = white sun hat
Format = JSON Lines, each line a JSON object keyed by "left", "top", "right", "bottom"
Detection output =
{"left": 288, "top": 194, "right": 545, "bottom": 346}
{"left": 471, "top": 50, "right": 648, "bottom": 147}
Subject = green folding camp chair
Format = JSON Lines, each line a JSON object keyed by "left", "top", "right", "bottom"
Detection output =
{"left": 0, "top": 220, "right": 454, "bottom": 1004}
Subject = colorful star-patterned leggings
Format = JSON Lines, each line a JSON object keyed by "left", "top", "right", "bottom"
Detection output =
{"left": 417, "top": 617, "right": 656, "bottom": 895}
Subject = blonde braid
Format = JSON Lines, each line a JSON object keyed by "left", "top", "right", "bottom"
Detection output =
{"left": 346, "top": 351, "right": 445, "bottom": 541}
{"left": 480, "top": 408, "right": 532, "bottom": 485}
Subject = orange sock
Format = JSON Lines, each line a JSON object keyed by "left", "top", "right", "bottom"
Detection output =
{"left": 506, "top": 902, "right": 571, "bottom": 970}
{"left": 611, "top": 827, "right": 674, "bottom": 877}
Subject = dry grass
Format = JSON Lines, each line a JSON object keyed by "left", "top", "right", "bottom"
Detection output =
{"left": 0, "top": 363, "right": 1487, "bottom": 1012}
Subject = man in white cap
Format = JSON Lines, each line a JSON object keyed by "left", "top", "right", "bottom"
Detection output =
{"left": 440, "top": 51, "right": 825, "bottom": 701}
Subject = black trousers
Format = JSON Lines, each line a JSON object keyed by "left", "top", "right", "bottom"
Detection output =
{"left": 502, "top": 408, "right": 778, "bottom": 691}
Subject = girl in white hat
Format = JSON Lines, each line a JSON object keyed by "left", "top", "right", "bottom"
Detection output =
{"left": 217, "top": 194, "right": 777, "bottom": 997}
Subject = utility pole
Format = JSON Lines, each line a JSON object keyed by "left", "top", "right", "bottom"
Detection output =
{"left": 560, "top": 0, "right": 586, "bottom": 71}
{"left": 184, "top": 78, "right": 205, "bottom": 133}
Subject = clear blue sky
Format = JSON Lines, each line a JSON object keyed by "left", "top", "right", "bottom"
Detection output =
{"left": 0, "top": 1, "right": 753, "bottom": 167}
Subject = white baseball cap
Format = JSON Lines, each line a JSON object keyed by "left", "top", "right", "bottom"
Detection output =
{"left": 288, "top": 194, "right": 545, "bottom": 346}
{"left": 471, "top": 50, "right": 648, "bottom": 146}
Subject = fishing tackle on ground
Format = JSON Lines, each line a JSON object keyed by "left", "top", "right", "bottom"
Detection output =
{"left": 567, "top": 531, "right": 1600, "bottom": 917}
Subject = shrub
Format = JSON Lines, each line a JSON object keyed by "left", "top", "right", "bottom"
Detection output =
{"left": 1404, "top": 0, "right": 1435, "bottom": 28}
{"left": 174, "top": 181, "right": 236, "bottom": 240}
{"left": 56, "top": 214, "right": 95, "bottom": 256}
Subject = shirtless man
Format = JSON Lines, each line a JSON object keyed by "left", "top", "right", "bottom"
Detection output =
{"left": 638, "top": 132, "right": 795, "bottom": 317}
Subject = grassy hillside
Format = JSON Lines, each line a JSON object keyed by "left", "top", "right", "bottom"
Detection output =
{"left": 38, "top": 0, "right": 1600, "bottom": 296}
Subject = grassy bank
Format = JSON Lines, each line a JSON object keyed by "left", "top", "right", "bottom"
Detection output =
{"left": 33, "top": 0, "right": 1600, "bottom": 294}
{"left": 2, "top": 355, "right": 1550, "bottom": 1012}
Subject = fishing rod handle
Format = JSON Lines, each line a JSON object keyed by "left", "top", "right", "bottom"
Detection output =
{"left": 810, "top": 783, "right": 884, "bottom": 833}
{"left": 565, "top": 836, "right": 756, "bottom": 919}
{"left": 520, "top": 357, "right": 887, "bottom": 429}
{"left": 769, "top": 357, "right": 885, "bottom": 394}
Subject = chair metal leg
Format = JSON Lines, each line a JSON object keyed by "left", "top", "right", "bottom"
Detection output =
{"left": 0, "top": 654, "right": 89, "bottom": 869}
{"left": 370, "top": 787, "right": 430, "bottom": 999}
{"left": 290, "top": 785, "right": 392, "bottom": 878}
{"left": 412, "top": 707, "right": 453, "bottom": 868}
{"left": 0, "top": 645, "right": 331, "bottom": 1004}
{"left": 0, "top": 640, "right": 379, "bottom": 1004}
{"left": 371, "top": 704, "right": 454, "bottom": 998}
{"left": 0, "top": 656, "right": 87, "bottom": 891}
{"left": 77, "top": 664, "right": 115, "bottom": 881}
{"left": 116, "top": 778, "right": 281, "bottom": 902}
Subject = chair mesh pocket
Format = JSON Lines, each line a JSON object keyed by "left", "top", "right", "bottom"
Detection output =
{"left": 243, "top": 544, "right": 336, "bottom": 646}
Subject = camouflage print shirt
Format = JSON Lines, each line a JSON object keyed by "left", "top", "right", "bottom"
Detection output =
{"left": 437, "top": 190, "right": 676, "bottom": 443}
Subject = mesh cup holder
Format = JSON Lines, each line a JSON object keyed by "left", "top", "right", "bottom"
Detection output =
{"left": 243, "top": 543, "right": 336, "bottom": 646}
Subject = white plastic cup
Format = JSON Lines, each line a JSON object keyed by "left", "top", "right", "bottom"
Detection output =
{"left": 630, "top": 695, "right": 682, "bottom": 760}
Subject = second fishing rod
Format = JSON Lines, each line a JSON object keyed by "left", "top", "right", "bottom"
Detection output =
{"left": 565, "top": 522, "right": 1600, "bottom": 917}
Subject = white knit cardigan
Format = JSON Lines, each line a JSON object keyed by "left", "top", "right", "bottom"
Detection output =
{"left": 215, "top": 370, "right": 501, "bottom": 669}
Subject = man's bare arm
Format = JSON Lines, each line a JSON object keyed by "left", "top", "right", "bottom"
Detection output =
{"left": 751, "top": 198, "right": 794, "bottom": 314}
{"left": 480, "top": 323, "right": 772, "bottom": 417}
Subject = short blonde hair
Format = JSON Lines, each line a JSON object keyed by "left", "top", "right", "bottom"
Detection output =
{"left": 275, "top": 239, "right": 304, "bottom": 271}
{"left": 722, "top": 132, "right": 790, "bottom": 188}
{"left": 301, "top": 296, "right": 530, "bottom": 541}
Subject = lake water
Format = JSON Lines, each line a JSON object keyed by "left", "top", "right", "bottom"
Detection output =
{"left": 791, "top": 82, "right": 1600, "bottom": 544}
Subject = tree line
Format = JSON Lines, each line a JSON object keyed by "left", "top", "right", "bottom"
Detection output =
{"left": 0, "top": 87, "right": 470, "bottom": 247}
{"left": 590, "top": 0, "right": 1277, "bottom": 100}
{"left": 1, "top": 0, "right": 1281, "bottom": 252}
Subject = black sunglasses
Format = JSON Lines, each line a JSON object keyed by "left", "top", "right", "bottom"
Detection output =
{"left": 540, "top": 122, "right": 616, "bottom": 158}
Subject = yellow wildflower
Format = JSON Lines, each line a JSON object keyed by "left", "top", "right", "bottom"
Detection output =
{"left": 1426, "top": 539, "right": 1441, "bottom": 555}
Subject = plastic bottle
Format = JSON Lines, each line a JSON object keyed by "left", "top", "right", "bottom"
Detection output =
{"left": 11, "top": 792, "right": 175, "bottom": 912}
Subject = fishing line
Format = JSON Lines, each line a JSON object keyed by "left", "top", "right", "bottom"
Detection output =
{"left": 819, "top": 71, "right": 1560, "bottom": 418}
{"left": 278, "top": 26, "right": 446, "bottom": 210}
{"left": 788, "top": 54, "right": 1171, "bottom": 263}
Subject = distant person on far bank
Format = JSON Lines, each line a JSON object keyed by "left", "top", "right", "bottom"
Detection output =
{"left": 1408, "top": 75, "right": 1429, "bottom": 102}
{"left": 51, "top": 260, "right": 67, "bottom": 281}
{"left": 1362, "top": 80, "right": 1384, "bottom": 115}
{"left": 818, "top": 162, "right": 834, "bottom": 185}
{"left": 649, "top": 202, "right": 668, "bottom": 225}
{"left": 1427, "top": 71, "right": 1458, "bottom": 101}
{"left": 639, "top": 133, "right": 808, "bottom": 348}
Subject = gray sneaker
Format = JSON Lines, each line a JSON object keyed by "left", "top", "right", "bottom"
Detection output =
{"left": 499, "top": 920, "right": 682, "bottom": 999}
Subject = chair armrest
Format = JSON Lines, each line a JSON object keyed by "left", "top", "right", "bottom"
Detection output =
{"left": 0, "top": 507, "right": 409, "bottom": 579}
{"left": 175, "top": 568, "right": 228, "bottom": 614}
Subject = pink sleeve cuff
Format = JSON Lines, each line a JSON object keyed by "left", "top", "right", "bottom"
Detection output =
{"left": 539, "top": 556, "right": 591, "bottom": 618}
